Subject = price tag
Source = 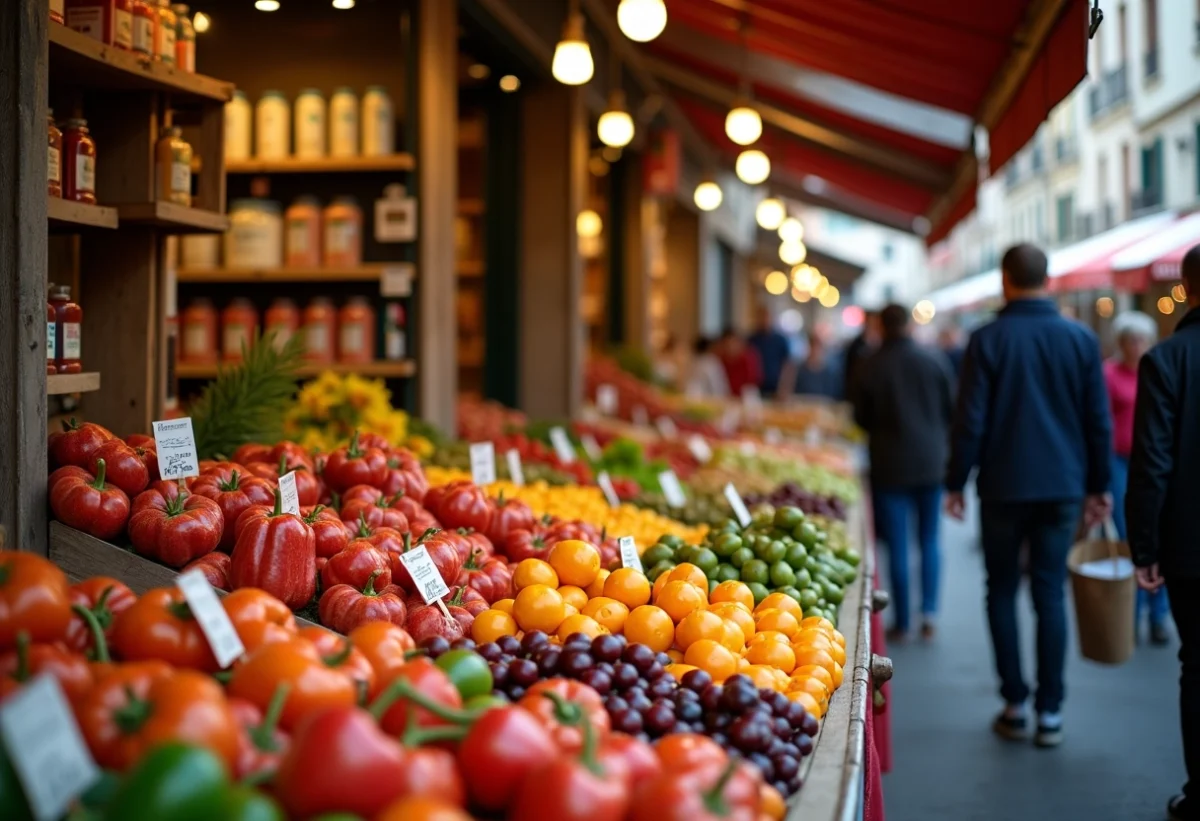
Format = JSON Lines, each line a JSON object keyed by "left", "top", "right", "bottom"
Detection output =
{"left": 764, "top": 427, "right": 783, "bottom": 445}
{"left": 723, "top": 483, "right": 753, "bottom": 527}
{"left": 549, "top": 427, "right": 576, "bottom": 463}
{"left": 597, "top": 471, "right": 620, "bottom": 508}
{"left": 0, "top": 675, "right": 99, "bottom": 821}
{"left": 741, "top": 385, "right": 763, "bottom": 422}
{"left": 399, "top": 545, "right": 451, "bottom": 605}
{"left": 152, "top": 417, "right": 200, "bottom": 480}
{"left": 658, "top": 470, "right": 686, "bottom": 508}
{"left": 469, "top": 442, "right": 497, "bottom": 486}
{"left": 278, "top": 471, "right": 301, "bottom": 515}
{"left": 718, "top": 406, "right": 741, "bottom": 435}
{"left": 655, "top": 416, "right": 679, "bottom": 439}
{"left": 596, "top": 384, "right": 618, "bottom": 415}
{"left": 506, "top": 448, "right": 526, "bottom": 486}
{"left": 618, "top": 536, "right": 643, "bottom": 573}
{"left": 632, "top": 405, "right": 650, "bottom": 427}
{"left": 581, "top": 434, "right": 603, "bottom": 461}
{"left": 177, "top": 569, "right": 245, "bottom": 668}
{"left": 380, "top": 263, "right": 414, "bottom": 297}
{"left": 687, "top": 435, "right": 713, "bottom": 464}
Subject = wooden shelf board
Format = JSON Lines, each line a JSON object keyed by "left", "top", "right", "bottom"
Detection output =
{"left": 179, "top": 265, "right": 390, "bottom": 283}
{"left": 458, "top": 260, "right": 485, "bottom": 277}
{"left": 47, "top": 372, "right": 101, "bottom": 395}
{"left": 49, "top": 23, "right": 233, "bottom": 102}
{"left": 117, "top": 202, "right": 229, "bottom": 234}
{"left": 225, "top": 155, "right": 415, "bottom": 174}
{"left": 177, "top": 359, "right": 417, "bottom": 380}
{"left": 458, "top": 198, "right": 485, "bottom": 216}
{"left": 47, "top": 198, "right": 119, "bottom": 231}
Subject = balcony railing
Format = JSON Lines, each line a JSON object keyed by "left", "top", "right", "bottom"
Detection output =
{"left": 1031, "top": 144, "right": 1045, "bottom": 172}
{"left": 1076, "top": 212, "right": 1095, "bottom": 240}
{"left": 1145, "top": 48, "right": 1159, "bottom": 80}
{"left": 1088, "top": 65, "right": 1129, "bottom": 120}
{"left": 1101, "top": 201, "right": 1117, "bottom": 231}
{"left": 1055, "top": 136, "right": 1079, "bottom": 164}
{"left": 1131, "top": 187, "right": 1164, "bottom": 215}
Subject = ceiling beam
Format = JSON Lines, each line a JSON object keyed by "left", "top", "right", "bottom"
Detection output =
{"left": 767, "top": 172, "right": 917, "bottom": 235}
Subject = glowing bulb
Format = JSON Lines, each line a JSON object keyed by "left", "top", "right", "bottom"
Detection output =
{"left": 792, "top": 287, "right": 812, "bottom": 303}
{"left": 778, "top": 217, "right": 804, "bottom": 243}
{"left": 617, "top": 0, "right": 667, "bottom": 43}
{"left": 577, "top": 209, "right": 603, "bottom": 239}
{"left": 736, "top": 149, "right": 770, "bottom": 185}
{"left": 332, "top": 0, "right": 355, "bottom": 8}
{"left": 812, "top": 276, "right": 830, "bottom": 299}
{"left": 694, "top": 180, "right": 723, "bottom": 211}
{"left": 756, "top": 198, "right": 785, "bottom": 230}
{"left": 913, "top": 299, "right": 936, "bottom": 325}
{"left": 1173, "top": 284, "right": 1188, "bottom": 303}
{"left": 597, "top": 91, "right": 634, "bottom": 148}
{"left": 819, "top": 286, "right": 840, "bottom": 308}
{"left": 467, "top": 64, "right": 490, "bottom": 79}
{"left": 1158, "top": 296, "right": 1176, "bottom": 315}
{"left": 791, "top": 264, "right": 814, "bottom": 290}
{"left": 779, "top": 241, "right": 807, "bottom": 266}
{"left": 725, "top": 105, "right": 762, "bottom": 146}
{"left": 192, "top": 11, "right": 210, "bottom": 31}
{"left": 499, "top": 75, "right": 521, "bottom": 92}
{"left": 552, "top": 14, "right": 594, "bottom": 86}
{"left": 765, "top": 271, "right": 788, "bottom": 295}
{"left": 1096, "top": 297, "right": 1114, "bottom": 317}
{"left": 254, "top": 0, "right": 280, "bottom": 11}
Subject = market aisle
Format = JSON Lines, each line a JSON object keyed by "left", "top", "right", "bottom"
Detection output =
{"left": 882, "top": 509, "right": 1183, "bottom": 821}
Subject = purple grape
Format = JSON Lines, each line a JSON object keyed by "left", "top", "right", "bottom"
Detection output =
{"left": 611, "top": 708, "right": 644, "bottom": 735}
{"left": 787, "top": 773, "right": 804, "bottom": 794}
{"left": 508, "top": 658, "right": 540, "bottom": 687}
{"left": 490, "top": 661, "right": 509, "bottom": 687}
{"left": 747, "top": 752, "right": 775, "bottom": 781}
{"left": 559, "top": 651, "right": 594, "bottom": 677}
{"left": 699, "top": 684, "right": 724, "bottom": 712}
{"left": 681, "top": 669, "right": 713, "bottom": 693}
{"left": 670, "top": 721, "right": 693, "bottom": 735}
{"left": 774, "top": 780, "right": 792, "bottom": 798}
{"left": 563, "top": 633, "right": 592, "bottom": 651}
{"left": 719, "top": 682, "right": 759, "bottom": 714}
{"left": 766, "top": 738, "right": 788, "bottom": 757}
{"left": 795, "top": 733, "right": 814, "bottom": 756}
{"left": 611, "top": 663, "right": 640, "bottom": 691}
{"left": 496, "top": 635, "right": 522, "bottom": 655}
{"left": 622, "top": 643, "right": 656, "bottom": 672}
{"left": 773, "top": 753, "right": 800, "bottom": 780}
{"left": 590, "top": 634, "right": 624, "bottom": 663}
{"left": 450, "top": 637, "right": 476, "bottom": 650}
{"left": 785, "top": 702, "right": 808, "bottom": 726}
{"left": 654, "top": 652, "right": 672, "bottom": 668}
{"left": 627, "top": 690, "right": 653, "bottom": 713}
{"left": 704, "top": 711, "right": 730, "bottom": 732}
{"left": 773, "top": 717, "right": 792, "bottom": 737}
{"left": 644, "top": 700, "right": 677, "bottom": 735}
{"left": 801, "top": 712, "right": 819, "bottom": 737}
{"left": 729, "top": 714, "right": 772, "bottom": 753}
{"left": 605, "top": 695, "right": 630, "bottom": 713}
{"left": 647, "top": 676, "right": 677, "bottom": 699}
{"left": 709, "top": 732, "right": 729, "bottom": 747}
{"left": 508, "top": 685, "right": 526, "bottom": 700}
{"left": 594, "top": 661, "right": 615, "bottom": 677}
{"left": 580, "top": 668, "right": 613, "bottom": 695}
{"left": 534, "top": 646, "right": 562, "bottom": 677}
{"left": 421, "top": 636, "right": 450, "bottom": 656}
{"left": 643, "top": 661, "right": 666, "bottom": 681}
{"left": 677, "top": 700, "right": 703, "bottom": 722}
{"left": 521, "top": 631, "right": 550, "bottom": 653}
{"left": 476, "top": 642, "right": 503, "bottom": 662}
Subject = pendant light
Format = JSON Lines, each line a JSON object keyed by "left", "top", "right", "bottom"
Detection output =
{"left": 577, "top": 209, "right": 603, "bottom": 238}
{"left": 736, "top": 149, "right": 770, "bottom": 185}
{"left": 779, "top": 240, "right": 807, "bottom": 266}
{"left": 552, "top": 2, "right": 594, "bottom": 86}
{"left": 617, "top": 0, "right": 667, "bottom": 43}
{"left": 725, "top": 103, "right": 762, "bottom": 146}
{"left": 778, "top": 217, "right": 804, "bottom": 243}
{"left": 756, "top": 197, "right": 785, "bottom": 230}
{"left": 598, "top": 61, "right": 634, "bottom": 149}
{"left": 694, "top": 178, "right": 723, "bottom": 211}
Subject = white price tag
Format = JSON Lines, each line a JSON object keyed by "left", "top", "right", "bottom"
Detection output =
{"left": 278, "top": 471, "right": 301, "bottom": 515}
{"left": 469, "top": 442, "right": 497, "bottom": 486}
{"left": 380, "top": 263, "right": 414, "bottom": 297}
{"left": 152, "top": 417, "right": 200, "bottom": 480}
{"left": 177, "top": 569, "right": 245, "bottom": 668}
{"left": 597, "top": 471, "right": 620, "bottom": 508}
{"left": 581, "top": 434, "right": 603, "bottom": 461}
{"left": 764, "top": 427, "right": 783, "bottom": 445}
{"left": 618, "top": 536, "right": 643, "bottom": 573}
{"left": 399, "top": 545, "right": 451, "bottom": 604}
{"left": 0, "top": 675, "right": 98, "bottom": 821}
{"left": 632, "top": 405, "right": 649, "bottom": 427}
{"left": 506, "top": 448, "right": 526, "bottom": 486}
{"left": 596, "top": 384, "right": 618, "bottom": 415}
{"left": 658, "top": 470, "right": 687, "bottom": 508}
{"left": 687, "top": 434, "right": 713, "bottom": 464}
{"left": 549, "top": 427, "right": 576, "bottom": 463}
{"left": 741, "top": 385, "right": 763, "bottom": 422}
{"left": 655, "top": 416, "right": 679, "bottom": 439}
{"left": 723, "top": 482, "right": 753, "bottom": 527}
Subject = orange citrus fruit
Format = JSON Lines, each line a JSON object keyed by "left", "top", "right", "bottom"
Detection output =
{"left": 548, "top": 539, "right": 601, "bottom": 587}
{"left": 711, "top": 603, "right": 755, "bottom": 643}
{"left": 513, "top": 584, "right": 566, "bottom": 633}
{"left": 666, "top": 663, "right": 698, "bottom": 682}
{"left": 667, "top": 563, "right": 710, "bottom": 590}
{"left": 561, "top": 602, "right": 579, "bottom": 620}
{"left": 556, "top": 613, "right": 608, "bottom": 642}
{"left": 744, "top": 639, "right": 796, "bottom": 674}
{"left": 513, "top": 558, "right": 558, "bottom": 591}
{"left": 667, "top": 649, "right": 684, "bottom": 663}
{"left": 710, "top": 580, "right": 755, "bottom": 610}
{"left": 789, "top": 675, "right": 830, "bottom": 715}
{"left": 754, "top": 608, "right": 800, "bottom": 638}
{"left": 652, "top": 571, "right": 670, "bottom": 601}
{"left": 741, "top": 664, "right": 779, "bottom": 690}
{"left": 557, "top": 585, "right": 589, "bottom": 610}
{"left": 791, "top": 664, "right": 834, "bottom": 692}
{"left": 656, "top": 580, "right": 706, "bottom": 623}
{"left": 491, "top": 598, "right": 515, "bottom": 614}
{"left": 786, "top": 689, "right": 823, "bottom": 717}
{"left": 792, "top": 645, "right": 843, "bottom": 688}
{"left": 586, "top": 568, "right": 610, "bottom": 599}
{"left": 799, "top": 616, "right": 844, "bottom": 645}
{"left": 604, "top": 567, "right": 652, "bottom": 609}
{"left": 580, "top": 597, "right": 630, "bottom": 634}
{"left": 675, "top": 609, "right": 727, "bottom": 651}
{"left": 472, "top": 609, "right": 518, "bottom": 643}
{"left": 756, "top": 593, "right": 804, "bottom": 619}
{"left": 683, "top": 639, "right": 739, "bottom": 682}
{"left": 748, "top": 630, "right": 791, "bottom": 646}
{"left": 624, "top": 605, "right": 675, "bottom": 652}
{"left": 719, "top": 619, "right": 747, "bottom": 653}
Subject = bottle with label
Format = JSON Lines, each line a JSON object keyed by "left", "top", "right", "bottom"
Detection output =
{"left": 47, "top": 300, "right": 57, "bottom": 375}
{"left": 171, "top": 4, "right": 194, "bottom": 71}
{"left": 156, "top": 125, "right": 193, "bottom": 206}
{"left": 361, "top": 86, "right": 394, "bottom": 156}
{"left": 49, "top": 285, "right": 83, "bottom": 374}
{"left": 284, "top": 196, "right": 322, "bottom": 268}
{"left": 226, "top": 199, "right": 283, "bottom": 269}
{"left": 48, "top": 111, "right": 62, "bottom": 199}
{"left": 153, "top": 0, "right": 176, "bottom": 64}
{"left": 255, "top": 91, "right": 290, "bottom": 160}
{"left": 302, "top": 298, "right": 336, "bottom": 364}
{"left": 224, "top": 90, "right": 251, "bottom": 161}
{"left": 294, "top": 89, "right": 326, "bottom": 159}
{"left": 62, "top": 118, "right": 97, "bottom": 204}
{"left": 322, "top": 197, "right": 362, "bottom": 267}
{"left": 180, "top": 298, "right": 217, "bottom": 364}
{"left": 329, "top": 88, "right": 358, "bottom": 158}
{"left": 264, "top": 298, "right": 300, "bottom": 351}
{"left": 131, "top": 0, "right": 154, "bottom": 55}
{"left": 384, "top": 301, "right": 406, "bottom": 360}
{"left": 65, "top": 0, "right": 133, "bottom": 48}
{"left": 221, "top": 299, "right": 258, "bottom": 363}
{"left": 338, "top": 297, "right": 375, "bottom": 364}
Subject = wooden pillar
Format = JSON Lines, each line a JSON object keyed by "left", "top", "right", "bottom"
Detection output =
{"left": 416, "top": 0, "right": 458, "bottom": 433}
{"left": 663, "top": 202, "right": 701, "bottom": 351}
{"left": 621, "top": 158, "right": 651, "bottom": 354}
{"left": 0, "top": 1, "right": 49, "bottom": 554}
{"left": 518, "top": 82, "right": 586, "bottom": 419}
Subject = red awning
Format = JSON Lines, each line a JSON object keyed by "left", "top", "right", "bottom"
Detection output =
{"left": 1046, "top": 212, "right": 1180, "bottom": 293}
{"left": 1111, "top": 212, "right": 1200, "bottom": 291}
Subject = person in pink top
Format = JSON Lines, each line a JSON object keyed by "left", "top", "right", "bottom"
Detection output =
{"left": 1106, "top": 311, "right": 1168, "bottom": 644}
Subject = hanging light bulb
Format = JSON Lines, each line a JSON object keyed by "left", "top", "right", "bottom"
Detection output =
{"left": 552, "top": 10, "right": 594, "bottom": 86}
{"left": 597, "top": 90, "right": 634, "bottom": 148}
{"left": 617, "top": 0, "right": 667, "bottom": 43}
{"left": 778, "top": 217, "right": 804, "bottom": 243}
{"left": 819, "top": 285, "right": 840, "bottom": 308}
{"left": 694, "top": 179, "right": 723, "bottom": 211}
{"left": 756, "top": 197, "right": 785, "bottom": 230}
{"left": 735, "top": 149, "right": 770, "bottom": 185}
{"left": 192, "top": 11, "right": 211, "bottom": 31}
{"left": 764, "top": 271, "right": 788, "bottom": 295}
{"left": 725, "top": 104, "right": 762, "bottom": 146}
{"left": 577, "top": 209, "right": 603, "bottom": 238}
{"left": 254, "top": 0, "right": 280, "bottom": 10}
{"left": 779, "top": 241, "right": 807, "bottom": 266}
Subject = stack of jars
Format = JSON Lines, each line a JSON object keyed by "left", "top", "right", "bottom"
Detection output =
{"left": 62, "top": 1, "right": 197, "bottom": 71}
{"left": 224, "top": 87, "right": 395, "bottom": 162}
{"left": 216, "top": 196, "right": 364, "bottom": 271}
{"left": 49, "top": 111, "right": 97, "bottom": 204}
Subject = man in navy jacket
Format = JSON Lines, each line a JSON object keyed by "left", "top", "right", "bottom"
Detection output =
{"left": 946, "top": 243, "right": 1112, "bottom": 748}
{"left": 1127, "top": 245, "right": 1200, "bottom": 821}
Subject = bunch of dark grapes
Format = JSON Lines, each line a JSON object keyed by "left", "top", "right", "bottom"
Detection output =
{"left": 423, "top": 631, "right": 819, "bottom": 799}
{"left": 743, "top": 482, "right": 847, "bottom": 520}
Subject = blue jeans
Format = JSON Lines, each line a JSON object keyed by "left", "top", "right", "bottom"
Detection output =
{"left": 874, "top": 486, "right": 942, "bottom": 633}
{"left": 1111, "top": 454, "right": 1170, "bottom": 627}
{"left": 980, "top": 500, "right": 1080, "bottom": 714}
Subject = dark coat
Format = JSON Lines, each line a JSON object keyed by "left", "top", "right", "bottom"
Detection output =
{"left": 854, "top": 338, "right": 954, "bottom": 489}
{"left": 946, "top": 299, "right": 1112, "bottom": 502}
{"left": 1127, "top": 307, "right": 1200, "bottom": 577}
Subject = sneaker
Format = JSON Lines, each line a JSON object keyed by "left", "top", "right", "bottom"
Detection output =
{"left": 1152, "top": 623, "right": 1171, "bottom": 646}
{"left": 992, "top": 710, "right": 1029, "bottom": 742}
{"left": 920, "top": 619, "right": 936, "bottom": 641}
{"left": 1034, "top": 713, "right": 1063, "bottom": 748}
{"left": 1168, "top": 794, "right": 1194, "bottom": 821}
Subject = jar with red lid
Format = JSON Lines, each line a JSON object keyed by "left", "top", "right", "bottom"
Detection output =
{"left": 302, "top": 298, "right": 336, "bottom": 364}
{"left": 285, "top": 197, "right": 322, "bottom": 268}
{"left": 131, "top": 0, "right": 154, "bottom": 55}
{"left": 62, "top": 119, "right": 97, "bottom": 204}
{"left": 322, "top": 198, "right": 362, "bottom": 268}
{"left": 337, "top": 297, "right": 375, "bottom": 365}
{"left": 221, "top": 299, "right": 258, "bottom": 363}
{"left": 180, "top": 299, "right": 217, "bottom": 364}
{"left": 47, "top": 300, "right": 57, "bottom": 375}
{"left": 48, "top": 111, "right": 62, "bottom": 199}
{"left": 264, "top": 298, "right": 300, "bottom": 351}
{"left": 49, "top": 285, "right": 83, "bottom": 374}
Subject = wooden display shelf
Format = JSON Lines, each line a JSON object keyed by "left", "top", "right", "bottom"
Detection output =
{"left": 47, "top": 372, "right": 101, "bottom": 395}
{"left": 225, "top": 155, "right": 415, "bottom": 174}
{"left": 458, "top": 259, "right": 485, "bottom": 278}
{"left": 116, "top": 202, "right": 230, "bottom": 233}
{"left": 178, "top": 265, "right": 390, "bottom": 283}
{"left": 176, "top": 359, "right": 417, "bottom": 380}
{"left": 47, "top": 198, "right": 119, "bottom": 231}
{"left": 49, "top": 23, "right": 233, "bottom": 102}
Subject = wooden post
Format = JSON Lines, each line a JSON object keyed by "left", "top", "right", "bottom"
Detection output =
{"left": 0, "top": 1, "right": 49, "bottom": 555}
{"left": 663, "top": 202, "right": 701, "bottom": 352}
{"left": 416, "top": 0, "right": 458, "bottom": 434}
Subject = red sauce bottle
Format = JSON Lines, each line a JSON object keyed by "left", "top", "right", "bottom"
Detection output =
{"left": 61, "top": 118, "right": 97, "bottom": 205}
{"left": 49, "top": 284, "right": 83, "bottom": 374}
{"left": 47, "top": 299, "right": 57, "bottom": 375}
{"left": 180, "top": 298, "right": 218, "bottom": 364}
{"left": 221, "top": 299, "right": 258, "bottom": 363}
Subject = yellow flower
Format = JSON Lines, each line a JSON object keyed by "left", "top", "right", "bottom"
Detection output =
{"left": 407, "top": 435, "right": 435, "bottom": 459}
{"left": 343, "top": 374, "right": 390, "bottom": 413}
{"left": 296, "top": 427, "right": 329, "bottom": 452}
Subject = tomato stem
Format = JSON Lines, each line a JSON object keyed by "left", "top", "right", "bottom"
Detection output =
{"left": 168, "top": 599, "right": 195, "bottom": 621}
{"left": 701, "top": 759, "right": 738, "bottom": 816}
{"left": 71, "top": 603, "right": 110, "bottom": 663}
{"left": 542, "top": 692, "right": 604, "bottom": 777}
{"left": 322, "top": 639, "right": 354, "bottom": 668}
{"left": 249, "top": 682, "right": 290, "bottom": 752}
{"left": 303, "top": 505, "right": 326, "bottom": 525}
{"left": 347, "top": 430, "right": 363, "bottom": 459}
{"left": 356, "top": 512, "right": 372, "bottom": 539}
{"left": 113, "top": 684, "right": 154, "bottom": 733}
{"left": 12, "top": 632, "right": 30, "bottom": 681}
{"left": 91, "top": 458, "right": 108, "bottom": 489}
{"left": 362, "top": 569, "right": 383, "bottom": 597}
{"left": 400, "top": 702, "right": 470, "bottom": 747}
{"left": 164, "top": 492, "right": 188, "bottom": 518}
{"left": 367, "top": 679, "right": 474, "bottom": 725}
{"left": 219, "top": 470, "right": 241, "bottom": 492}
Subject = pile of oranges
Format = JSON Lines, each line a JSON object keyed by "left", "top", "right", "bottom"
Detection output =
{"left": 471, "top": 539, "right": 847, "bottom": 718}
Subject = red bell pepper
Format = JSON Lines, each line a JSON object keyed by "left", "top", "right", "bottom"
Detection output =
{"left": 127, "top": 488, "right": 223, "bottom": 568}
{"left": 341, "top": 496, "right": 410, "bottom": 532}
{"left": 379, "top": 448, "right": 429, "bottom": 502}
{"left": 49, "top": 459, "right": 131, "bottom": 540}
{"left": 486, "top": 495, "right": 536, "bottom": 546}
{"left": 405, "top": 599, "right": 465, "bottom": 645}
{"left": 182, "top": 551, "right": 232, "bottom": 591}
{"left": 432, "top": 482, "right": 493, "bottom": 534}
{"left": 302, "top": 505, "right": 350, "bottom": 558}
{"left": 247, "top": 455, "right": 321, "bottom": 506}
{"left": 503, "top": 527, "right": 550, "bottom": 562}
{"left": 222, "top": 587, "right": 298, "bottom": 653}
{"left": 192, "top": 469, "right": 275, "bottom": 551}
{"left": 323, "top": 431, "right": 388, "bottom": 493}
{"left": 87, "top": 439, "right": 155, "bottom": 496}
{"left": 64, "top": 576, "right": 136, "bottom": 656}
{"left": 319, "top": 570, "right": 408, "bottom": 635}
{"left": 48, "top": 417, "right": 114, "bottom": 469}
{"left": 267, "top": 440, "right": 316, "bottom": 472}
{"left": 232, "top": 442, "right": 272, "bottom": 465}
{"left": 229, "top": 489, "right": 317, "bottom": 610}
{"left": 320, "top": 541, "right": 392, "bottom": 590}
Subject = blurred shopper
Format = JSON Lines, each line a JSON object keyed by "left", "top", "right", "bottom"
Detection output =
{"left": 1106, "top": 311, "right": 1168, "bottom": 645}
{"left": 854, "top": 304, "right": 954, "bottom": 641}
{"left": 685, "top": 336, "right": 730, "bottom": 398}
{"left": 938, "top": 323, "right": 967, "bottom": 378}
{"left": 652, "top": 332, "right": 685, "bottom": 390}
{"left": 1128, "top": 246, "right": 1200, "bottom": 821}
{"left": 843, "top": 309, "right": 882, "bottom": 403}
{"left": 718, "top": 328, "right": 762, "bottom": 398}
{"left": 946, "top": 243, "right": 1112, "bottom": 748}
{"left": 747, "top": 305, "right": 791, "bottom": 395}
{"left": 779, "top": 331, "right": 843, "bottom": 400}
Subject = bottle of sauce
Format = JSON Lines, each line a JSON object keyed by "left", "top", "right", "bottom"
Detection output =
{"left": 171, "top": 4, "right": 194, "bottom": 71}
{"left": 338, "top": 297, "right": 375, "bottom": 364}
{"left": 255, "top": 92, "right": 290, "bottom": 160}
{"left": 153, "top": 0, "right": 176, "bottom": 65}
{"left": 302, "top": 298, "right": 335, "bottom": 364}
{"left": 47, "top": 299, "right": 57, "bottom": 375}
{"left": 322, "top": 197, "right": 362, "bottom": 268}
{"left": 131, "top": 0, "right": 154, "bottom": 56}
{"left": 285, "top": 196, "right": 322, "bottom": 268}
{"left": 49, "top": 285, "right": 83, "bottom": 374}
{"left": 180, "top": 298, "right": 217, "bottom": 364}
{"left": 264, "top": 298, "right": 299, "bottom": 351}
{"left": 294, "top": 90, "right": 326, "bottom": 159}
{"left": 48, "top": 111, "right": 62, "bottom": 199}
{"left": 361, "top": 86, "right": 394, "bottom": 156}
{"left": 62, "top": 119, "right": 97, "bottom": 204}
{"left": 221, "top": 299, "right": 258, "bottom": 363}
{"left": 156, "top": 125, "right": 192, "bottom": 206}
{"left": 329, "top": 88, "right": 358, "bottom": 157}
{"left": 225, "top": 91, "right": 252, "bottom": 161}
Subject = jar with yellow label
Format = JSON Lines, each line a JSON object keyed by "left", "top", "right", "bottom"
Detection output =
{"left": 156, "top": 126, "right": 193, "bottom": 206}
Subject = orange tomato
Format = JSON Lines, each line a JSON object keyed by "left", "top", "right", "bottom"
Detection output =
{"left": 683, "top": 638, "right": 738, "bottom": 682}
{"left": 674, "top": 609, "right": 726, "bottom": 651}
{"left": 513, "top": 559, "right": 558, "bottom": 591}
{"left": 580, "top": 597, "right": 630, "bottom": 634}
{"left": 744, "top": 640, "right": 796, "bottom": 674}
{"left": 492, "top": 598, "right": 515, "bottom": 614}
{"left": 754, "top": 608, "right": 800, "bottom": 638}
{"left": 557, "top": 585, "right": 589, "bottom": 610}
{"left": 624, "top": 605, "right": 675, "bottom": 652}
{"left": 556, "top": 614, "right": 608, "bottom": 642}
{"left": 666, "top": 563, "right": 709, "bottom": 590}
{"left": 756, "top": 592, "right": 804, "bottom": 619}
{"left": 666, "top": 663, "right": 698, "bottom": 682}
{"left": 512, "top": 584, "right": 566, "bottom": 633}
{"left": 656, "top": 580, "right": 706, "bottom": 623}
{"left": 710, "top": 580, "right": 755, "bottom": 611}
{"left": 586, "top": 568, "right": 610, "bottom": 599}
{"left": 548, "top": 539, "right": 601, "bottom": 587}
{"left": 604, "top": 568, "right": 651, "bottom": 609}
{"left": 472, "top": 609, "right": 518, "bottom": 643}
{"left": 711, "top": 602, "right": 755, "bottom": 644}
{"left": 791, "top": 664, "right": 834, "bottom": 692}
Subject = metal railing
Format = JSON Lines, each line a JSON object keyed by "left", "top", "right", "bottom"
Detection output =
{"left": 1131, "top": 188, "right": 1164, "bottom": 214}
{"left": 1145, "top": 48, "right": 1159, "bottom": 80}
{"left": 1055, "top": 136, "right": 1079, "bottom": 164}
{"left": 1088, "top": 65, "right": 1129, "bottom": 120}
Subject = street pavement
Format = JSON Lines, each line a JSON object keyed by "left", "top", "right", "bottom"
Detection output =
{"left": 881, "top": 505, "right": 1183, "bottom": 821}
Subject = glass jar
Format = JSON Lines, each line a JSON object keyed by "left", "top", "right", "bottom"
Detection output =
{"left": 338, "top": 297, "right": 375, "bottom": 364}
{"left": 221, "top": 299, "right": 258, "bottom": 363}
{"left": 329, "top": 88, "right": 358, "bottom": 158}
{"left": 322, "top": 197, "right": 362, "bottom": 268}
{"left": 131, "top": 0, "right": 154, "bottom": 55}
{"left": 264, "top": 298, "right": 300, "bottom": 351}
{"left": 302, "top": 298, "right": 336, "bottom": 364}
{"left": 65, "top": 0, "right": 132, "bottom": 48}
{"left": 49, "top": 285, "right": 82, "bottom": 374}
{"left": 153, "top": 0, "right": 176, "bottom": 64}
{"left": 51, "top": 0, "right": 65, "bottom": 25}
{"left": 171, "top": 4, "right": 194, "bottom": 72}
{"left": 285, "top": 196, "right": 322, "bottom": 268}
{"left": 226, "top": 199, "right": 283, "bottom": 269}
{"left": 361, "top": 86, "right": 394, "bottom": 156}
{"left": 48, "top": 111, "right": 62, "bottom": 199}
{"left": 62, "top": 119, "right": 97, "bottom": 204}
{"left": 181, "top": 298, "right": 218, "bottom": 364}
{"left": 113, "top": 0, "right": 133, "bottom": 49}
{"left": 255, "top": 91, "right": 290, "bottom": 160}
{"left": 224, "top": 90, "right": 252, "bottom": 161}
{"left": 294, "top": 89, "right": 326, "bottom": 159}
{"left": 47, "top": 300, "right": 57, "bottom": 375}
{"left": 384, "top": 302, "right": 406, "bottom": 360}
{"left": 156, "top": 126, "right": 192, "bottom": 206}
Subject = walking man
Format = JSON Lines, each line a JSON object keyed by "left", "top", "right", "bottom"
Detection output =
{"left": 854, "top": 304, "right": 954, "bottom": 642}
{"left": 1127, "top": 245, "right": 1200, "bottom": 821}
{"left": 945, "top": 243, "right": 1112, "bottom": 748}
